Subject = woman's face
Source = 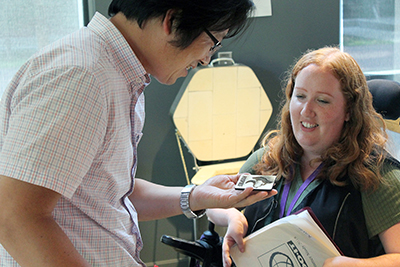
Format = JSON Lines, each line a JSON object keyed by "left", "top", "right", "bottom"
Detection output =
{"left": 290, "top": 64, "right": 350, "bottom": 158}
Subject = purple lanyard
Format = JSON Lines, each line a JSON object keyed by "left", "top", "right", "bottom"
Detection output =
{"left": 279, "top": 163, "right": 323, "bottom": 218}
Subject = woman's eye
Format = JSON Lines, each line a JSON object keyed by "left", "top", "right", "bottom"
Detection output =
{"left": 295, "top": 94, "right": 305, "bottom": 99}
{"left": 318, "top": 99, "right": 329, "bottom": 104}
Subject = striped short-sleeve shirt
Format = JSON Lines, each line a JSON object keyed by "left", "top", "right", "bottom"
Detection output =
{"left": 0, "top": 12, "right": 150, "bottom": 266}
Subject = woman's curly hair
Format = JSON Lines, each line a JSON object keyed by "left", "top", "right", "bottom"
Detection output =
{"left": 254, "top": 47, "right": 388, "bottom": 191}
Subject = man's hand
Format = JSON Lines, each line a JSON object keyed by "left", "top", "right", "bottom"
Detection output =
{"left": 190, "top": 174, "right": 277, "bottom": 211}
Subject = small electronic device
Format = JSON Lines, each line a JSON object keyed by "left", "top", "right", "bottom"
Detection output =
{"left": 235, "top": 174, "right": 277, "bottom": 191}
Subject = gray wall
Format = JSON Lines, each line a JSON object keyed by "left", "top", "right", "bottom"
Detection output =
{"left": 91, "top": 0, "right": 340, "bottom": 266}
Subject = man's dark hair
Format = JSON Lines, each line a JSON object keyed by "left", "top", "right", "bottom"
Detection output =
{"left": 108, "top": 0, "right": 254, "bottom": 49}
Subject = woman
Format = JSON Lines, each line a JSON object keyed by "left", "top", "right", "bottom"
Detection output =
{"left": 207, "top": 47, "right": 400, "bottom": 267}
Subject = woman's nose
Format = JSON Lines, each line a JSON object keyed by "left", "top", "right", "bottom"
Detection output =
{"left": 300, "top": 101, "right": 315, "bottom": 117}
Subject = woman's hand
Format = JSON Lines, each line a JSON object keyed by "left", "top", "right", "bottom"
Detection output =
{"left": 206, "top": 208, "right": 249, "bottom": 267}
{"left": 323, "top": 256, "right": 359, "bottom": 267}
{"left": 222, "top": 211, "right": 249, "bottom": 267}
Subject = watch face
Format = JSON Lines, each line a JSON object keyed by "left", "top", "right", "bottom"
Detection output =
{"left": 180, "top": 193, "right": 190, "bottom": 208}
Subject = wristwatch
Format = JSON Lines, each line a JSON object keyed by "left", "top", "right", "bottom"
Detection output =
{"left": 180, "top": 184, "right": 206, "bottom": 219}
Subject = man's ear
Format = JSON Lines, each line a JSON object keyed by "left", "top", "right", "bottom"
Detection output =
{"left": 162, "top": 9, "right": 177, "bottom": 35}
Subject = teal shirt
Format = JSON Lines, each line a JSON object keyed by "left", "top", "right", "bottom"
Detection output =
{"left": 240, "top": 148, "right": 400, "bottom": 238}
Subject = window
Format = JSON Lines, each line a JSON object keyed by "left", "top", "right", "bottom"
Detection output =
{"left": 341, "top": 0, "right": 400, "bottom": 82}
{"left": 0, "top": 0, "right": 84, "bottom": 98}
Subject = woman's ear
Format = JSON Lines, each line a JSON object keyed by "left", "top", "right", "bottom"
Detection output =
{"left": 345, "top": 112, "right": 350, "bottom": 122}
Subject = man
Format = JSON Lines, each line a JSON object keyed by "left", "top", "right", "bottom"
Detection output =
{"left": 0, "top": 0, "right": 276, "bottom": 266}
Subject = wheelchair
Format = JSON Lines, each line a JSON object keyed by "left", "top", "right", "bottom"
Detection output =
{"left": 161, "top": 221, "right": 223, "bottom": 267}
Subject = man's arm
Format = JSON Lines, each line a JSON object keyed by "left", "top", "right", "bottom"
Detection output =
{"left": 0, "top": 175, "right": 91, "bottom": 267}
{"left": 129, "top": 179, "right": 182, "bottom": 221}
{"left": 130, "top": 176, "right": 276, "bottom": 221}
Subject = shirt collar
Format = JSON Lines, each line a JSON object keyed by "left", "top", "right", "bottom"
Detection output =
{"left": 87, "top": 12, "right": 150, "bottom": 89}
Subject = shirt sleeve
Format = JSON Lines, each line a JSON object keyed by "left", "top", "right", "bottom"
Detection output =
{"left": 362, "top": 161, "right": 400, "bottom": 238}
{"left": 239, "top": 147, "right": 266, "bottom": 174}
{"left": 0, "top": 66, "right": 106, "bottom": 198}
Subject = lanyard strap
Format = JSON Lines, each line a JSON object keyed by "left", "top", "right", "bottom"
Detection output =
{"left": 279, "top": 163, "right": 323, "bottom": 218}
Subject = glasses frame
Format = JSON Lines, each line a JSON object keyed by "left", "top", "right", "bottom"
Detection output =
{"left": 204, "top": 28, "right": 222, "bottom": 56}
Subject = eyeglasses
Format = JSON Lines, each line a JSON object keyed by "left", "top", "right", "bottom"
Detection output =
{"left": 204, "top": 28, "right": 222, "bottom": 56}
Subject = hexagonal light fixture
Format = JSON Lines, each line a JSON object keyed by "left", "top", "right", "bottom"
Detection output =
{"left": 170, "top": 64, "right": 273, "bottom": 162}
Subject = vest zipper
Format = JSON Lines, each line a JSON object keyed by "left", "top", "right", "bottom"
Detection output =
{"left": 332, "top": 192, "right": 351, "bottom": 240}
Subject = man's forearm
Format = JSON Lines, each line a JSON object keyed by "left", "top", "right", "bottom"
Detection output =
{"left": 129, "top": 178, "right": 183, "bottom": 221}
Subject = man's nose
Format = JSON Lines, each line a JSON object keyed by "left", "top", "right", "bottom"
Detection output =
{"left": 199, "top": 54, "right": 212, "bottom": 66}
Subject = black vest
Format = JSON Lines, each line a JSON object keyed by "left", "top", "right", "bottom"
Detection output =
{"left": 244, "top": 156, "right": 400, "bottom": 258}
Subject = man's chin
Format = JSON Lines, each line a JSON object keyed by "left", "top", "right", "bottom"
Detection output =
{"left": 153, "top": 75, "right": 184, "bottom": 86}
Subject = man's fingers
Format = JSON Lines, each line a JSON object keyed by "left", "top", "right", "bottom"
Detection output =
{"left": 233, "top": 189, "right": 277, "bottom": 208}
